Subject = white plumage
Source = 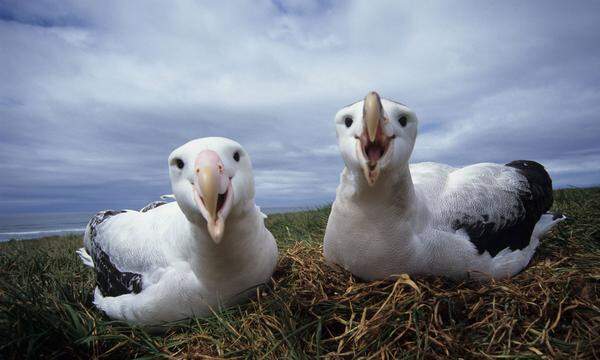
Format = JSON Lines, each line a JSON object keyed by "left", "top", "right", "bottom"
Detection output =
{"left": 324, "top": 92, "right": 564, "bottom": 281}
{"left": 77, "top": 137, "right": 278, "bottom": 325}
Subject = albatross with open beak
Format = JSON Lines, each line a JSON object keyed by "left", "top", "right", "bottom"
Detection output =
{"left": 324, "top": 91, "right": 565, "bottom": 280}
{"left": 77, "top": 137, "right": 278, "bottom": 325}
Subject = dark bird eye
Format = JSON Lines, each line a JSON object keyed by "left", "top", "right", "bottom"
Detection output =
{"left": 344, "top": 116, "right": 353, "bottom": 128}
{"left": 175, "top": 158, "right": 184, "bottom": 169}
{"left": 233, "top": 151, "right": 240, "bottom": 162}
{"left": 398, "top": 115, "right": 408, "bottom": 127}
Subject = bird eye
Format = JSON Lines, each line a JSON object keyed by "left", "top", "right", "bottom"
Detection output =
{"left": 398, "top": 115, "right": 407, "bottom": 127}
{"left": 175, "top": 158, "right": 184, "bottom": 169}
{"left": 233, "top": 151, "right": 240, "bottom": 162}
{"left": 344, "top": 116, "right": 353, "bottom": 128}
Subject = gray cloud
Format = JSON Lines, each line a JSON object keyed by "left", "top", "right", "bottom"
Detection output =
{"left": 1, "top": 0, "right": 599, "bottom": 213}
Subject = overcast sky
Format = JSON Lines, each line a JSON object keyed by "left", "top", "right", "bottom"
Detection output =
{"left": 1, "top": 1, "right": 599, "bottom": 214}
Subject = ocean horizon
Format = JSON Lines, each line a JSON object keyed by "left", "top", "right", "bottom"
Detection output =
{"left": 0, "top": 206, "right": 311, "bottom": 242}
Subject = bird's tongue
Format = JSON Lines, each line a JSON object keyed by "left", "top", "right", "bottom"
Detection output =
{"left": 367, "top": 144, "right": 383, "bottom": 163}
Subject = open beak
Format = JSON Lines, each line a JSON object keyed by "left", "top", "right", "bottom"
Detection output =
{"left": 357, "top": 91, "right": 393, "bottom": 186}
{"left": 192, "top": 150, "right": 233, "bottom": 244}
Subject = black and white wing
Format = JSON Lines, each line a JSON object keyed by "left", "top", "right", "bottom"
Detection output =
{"left": 82, "top": 210, "right": 144, "bottom": 297}
{"left": 435, "top": 160, "right": 553, "bottom": 257}
{"left": 78, "top": 199, "right": 177, "bottom": 297}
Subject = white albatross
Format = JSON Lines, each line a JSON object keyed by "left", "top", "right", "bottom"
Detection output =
{"left": 77, "top": 137, "right": 278, "bottom": 325}
{"left": 323, "top": 91, "right": 565, "bottom": 281}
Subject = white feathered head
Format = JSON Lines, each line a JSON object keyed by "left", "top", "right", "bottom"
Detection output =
{"left": 168, "top": 137, "right": 255, "bottom": 243}
{"left": 334, "top": 91, "right": 418, "bottom": 186}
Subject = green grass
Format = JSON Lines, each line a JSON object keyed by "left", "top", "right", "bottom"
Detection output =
{"left": 1, "top": 188, "right": 599, "bottom": 359}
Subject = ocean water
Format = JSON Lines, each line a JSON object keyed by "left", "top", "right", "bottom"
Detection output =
{"left": 0, "top": 206, "right": 308, "bottom": 242}
{"left": 0, "top": 212, "right": 94, "bottom": 242}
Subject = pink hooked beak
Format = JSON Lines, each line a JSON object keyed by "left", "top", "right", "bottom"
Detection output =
{"left": 192, "top": 150, "right": 233, "bottom": 244}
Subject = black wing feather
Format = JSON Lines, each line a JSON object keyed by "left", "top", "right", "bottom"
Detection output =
{"left": 140, "top": 201, "right": 167, "bottom": 213}
{"left": 452, "top": 160, "right": 553, "bottom": 257}
{"left": 88, "top": 210, "right": 143, "bottom": 297}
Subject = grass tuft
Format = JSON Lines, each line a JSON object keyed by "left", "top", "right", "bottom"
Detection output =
{"left": 1, "top": 188, "right": 599, "bottom": 358}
